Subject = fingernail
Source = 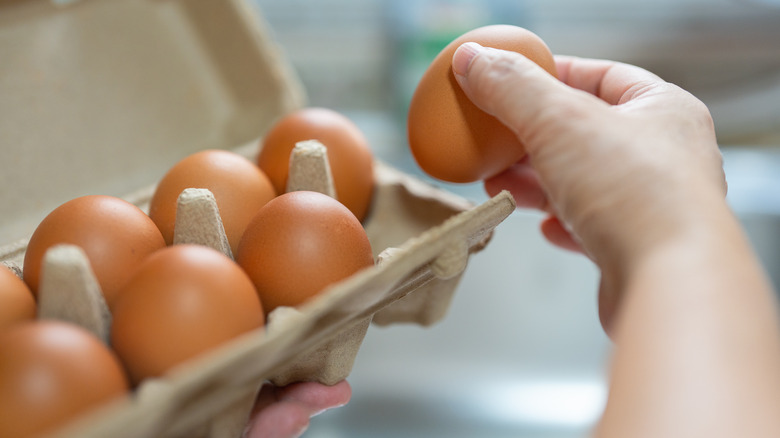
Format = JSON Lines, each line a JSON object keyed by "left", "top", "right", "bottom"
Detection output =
{"left": 292, "top": 425, "right": 309, "bottom": 438}
{"left": 310, "top": 401, "right": 347, "bottom": 418}
{"left": 452, "top": 42, "right": 483, "bottom": 78}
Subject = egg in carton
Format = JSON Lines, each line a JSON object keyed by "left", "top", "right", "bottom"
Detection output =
{"left": 0, "top": 138, "right": 515, "bottom": 438}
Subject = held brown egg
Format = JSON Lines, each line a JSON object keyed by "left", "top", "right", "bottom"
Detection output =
{"left": 23, "top": 195, "right": 166, "bottom": 309}
{"left": 236, "top": 191, "right": 374, "bottom": 316}
{"left": 0, "top": 265, "right": 36, "bottom": 332}
{"left": 110, "top": 244, "right": 264, "bottom": 385}
{"left": 0, "top": 321, "right": 129, "bottom": 438}
{"left": 407, "top": 25, "right": 557, "bottom": 183}
{"left": 148, "top": 149, "right": 277, "bottom": 255}
{"left": 257, "top": 107, "right": 375, "bottom": 222}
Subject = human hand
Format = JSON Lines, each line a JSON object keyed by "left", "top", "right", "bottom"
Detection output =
{"left": 451, "top": 43, "right": 726, "bottom": 332}
{"left": 244, "top": 380, "right": 351, "bottom": 438}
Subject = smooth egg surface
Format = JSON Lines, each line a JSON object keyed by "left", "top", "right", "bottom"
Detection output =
{"left": 110, "top": 244, "right": 264, "bottom": 385}
{"left": 236, "top": 191, "right": 374, "bottom": 316}
{"left": 23, "top": 195, "right": 166, "bottom": 309}
{"left": 407, "top": 25, "right": 557, "bottom": 183}
{"left": 148, "top": 149, "right": 276, "bottom": 255}
{"left": 0, "top": 321, "right": 129, "bottom": 438}
{"left": 0, "top": 265, "right": 36, "bottom": 332}
{"left": 257, "top": 107, "right": 375, "bottom": 222}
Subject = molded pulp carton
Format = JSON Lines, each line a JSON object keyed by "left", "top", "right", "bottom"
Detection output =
{"left": 0, "top": 0, "right": 516, "bottom": 437}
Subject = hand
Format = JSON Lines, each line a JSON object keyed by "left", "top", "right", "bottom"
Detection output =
{"left": 452, "top": 41, "right": 780, "bottom": 438}
{"left": 244, "top": 380, "right": 351, "bottom": 438}
{"left": 451, "top": 43, "right": 726, "bottom": 333}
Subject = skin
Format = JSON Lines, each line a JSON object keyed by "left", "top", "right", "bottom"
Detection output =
{"left": 245, "top": 381, "right": 351, "bottom": 438}
{"left": 452, "top": 42, "right": 780, "bottom": 437}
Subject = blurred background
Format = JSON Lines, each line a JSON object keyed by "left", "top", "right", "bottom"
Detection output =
{"left": 247, "top": 0, "right": 780, "bottom": 437}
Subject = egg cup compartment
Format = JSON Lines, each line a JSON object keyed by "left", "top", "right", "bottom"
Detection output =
{"left": 372, "top": 245, "right": 464, "bottom": 327}
{"left": 364, "top": 165, "right": 475, "bottom": 327}
{"left": 266, "top": 308, "right": 372, "bottom": 387}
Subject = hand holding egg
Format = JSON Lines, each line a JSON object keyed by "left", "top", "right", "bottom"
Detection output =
{"left": 407, "top": 25, "right": 557, "bottom": 183}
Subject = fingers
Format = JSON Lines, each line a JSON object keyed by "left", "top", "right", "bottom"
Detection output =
{"left": 553, "top": 55, "right": 667, "bottom": 105}
{"left": 246, "top": 381, "right": 351, "bottom": 438}
{"left": 245, "top": 399, "right": 310, "bottom": 438}
{"left": 451, "top": 42, "right": 604, "bottom": 155}
{"left": 484, "top": 157, "right": 550, "bottom": 212}
{"left": 540, "top": 215, "right": 584, "bottom": 254}
{"left": 275, "top": 380, "right": 352, "bottom": 417}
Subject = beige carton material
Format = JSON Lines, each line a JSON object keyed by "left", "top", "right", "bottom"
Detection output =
{"left": 39, "top": 186, "right": 515, "bottom": 438}
{"left": 0, "top": 0, "right": 518, "bottom": 437}
{"left": 37, "top": 244, "right": 112, "bottom": 343}
{"left": 0, "top": 0, "right": 304, "bottom": 244}
{"left": 373, "top": 244, "right": 463, "bottom": 327}
{"left": 286, "top": 140, "right": 338, "bottom": 197}
{"left": 267, "top": 308, "right": 372, "bottom": 387}
{"left": 173, "top": 188, "right": 234, "bottom": 259}
{"left": 1, "top": 164, "right": 515, "bottom": 438}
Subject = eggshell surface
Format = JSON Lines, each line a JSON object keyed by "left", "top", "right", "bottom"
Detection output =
{"left": 110, "top": 244, "right": 264, "bottom": 385}
{"left": 23, "top": 195, "right": 166, "bottom": 309}
{"left": 236, "top": 191, "right": 374, "bottom": 316}
{"left": 0, "top": 265, "right": 36, "bottom": 332}
{"left": 257, "top": 107, "right": 375, "bottom": 221}
{"left": 407, "top": 25, "right": 557, "bottom": 183}
{"left": 0, "top": 321, "right": 129, "bottom": 438}
{"left": 148, "top": 149, "right": 277, "bottom": 255}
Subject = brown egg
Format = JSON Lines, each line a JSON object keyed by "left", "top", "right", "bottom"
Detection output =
{"left": 0, "top": 321, "right": 129, "bottom": 438}
{"left": 407, "top": 25, "right": 557, "bottom": 183}
{"left": 110, "top": 244, "right": 264, "bottom": 385}
{"left": 148, "top": 149, "right": 277, "bottom": 255}
{"left": 23, "top": 195, "right": 166, "bottom": 309}
{"left": 0, "top": 265, "right": 36, "bottom": 332}
{"left": 236, "top": 191, "right": 374, "bottom": 316}
{"left": 257, "top": 107, "right": 375, "bottom": 222}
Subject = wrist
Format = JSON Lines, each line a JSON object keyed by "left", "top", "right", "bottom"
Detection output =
{"left": 584, "top": 179, "right": 731, "bottom": 275}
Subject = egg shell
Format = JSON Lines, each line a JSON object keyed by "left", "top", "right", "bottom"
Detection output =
{"left": 257, "top": 107, "right": 375, "bottom": 222}
{"left": 23, "top": 195, "right": 166, "bottom": 309}
{"left": 110, "top": 244, "right": 264, "bottom": 385}
{"left": 407, "top": 25, "right": 557, "bottom": 183}
{"left": 0, "top": 265, "right": 36, "bottom": 332}
{"left": 148, "top": 149, "right": 277, "bottom": 255}
{"left": 0, "top": 320, "right": 129, "bottom": 438}
{"left": 236, "top": 191, "right": 375, "bottom": 316}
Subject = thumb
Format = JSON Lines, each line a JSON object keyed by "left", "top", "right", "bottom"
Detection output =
{"left": 451, "top": 42, "right": 606, "bottom": 156}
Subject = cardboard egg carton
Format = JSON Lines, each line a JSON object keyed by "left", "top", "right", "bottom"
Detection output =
{"left": 0, "top": 152, "right": 515, "bottom": 438}
{"left": 0, "top": 0, "right": 516, "bottom": 437}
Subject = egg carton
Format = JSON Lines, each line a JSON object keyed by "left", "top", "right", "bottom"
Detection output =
{"left": 0, "top": 0, "right": 516, "bottom": 436}
{"left": 0, "top": 143, "right": 515, "bottom": 438}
